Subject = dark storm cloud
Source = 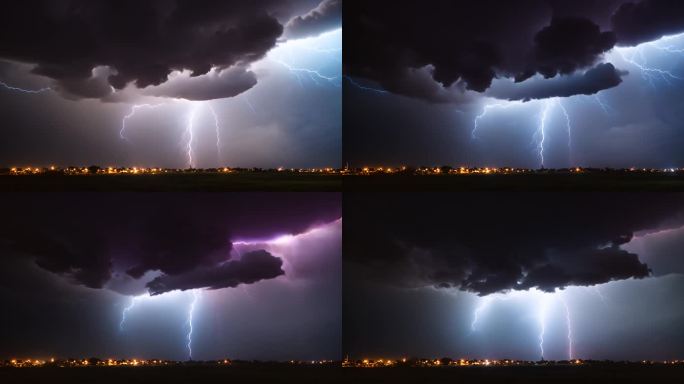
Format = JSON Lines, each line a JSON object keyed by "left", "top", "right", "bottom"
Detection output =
{"left": 285, "top": 0, "right": 341, "bottom": 39}
{"left": 345, "top": 194, "right": 684, "bottom": 296}
{"left": 344, "top": 0, "right": 617, "bottom": 102}
{"left": 489, "top": 63, "right": 626, "bottom": 101}
{"left": 0, "top": 0, "right": 329, "bottom": 101}
{"left": 7, "top": 231, "right": 112, "bottom": 289}
{"left": 612, "top": 0, "right": 684, "bottom": 46}
{"left": 146, "top": 250, "right": 284, "bottom": 295}
{"left": 345, "top": 0, "right": 684, "bottom": 103}
{"left": 518, "top": 17, "right": 617, "bottom": 81}
{"left": 0, "top": 193, "right": 340, "bottom": 292}
{"left": 142, "top": 66, "right": 257, "bottom": 101}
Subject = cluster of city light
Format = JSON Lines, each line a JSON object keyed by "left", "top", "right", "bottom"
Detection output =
{"left": 343, "top": 358, "right": 684, "bottom": 368}
{"left": 6, "top": 165, "right": 684, "bottom": 177}
{"left": 352, "top": 166, "right": 684, "bottom": 175}
{"left": 1, "top": 358, "right": 344, "bottom": 368}
{"left": 4, "top": 357, "right": 683, "bottom": 369}
{"left": 344, "top": 358, "right": 587, "bottom": 368}
{"left": 3, "top": 166, "right": 343, "bottom": 175}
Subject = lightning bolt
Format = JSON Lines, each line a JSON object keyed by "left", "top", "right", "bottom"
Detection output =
{"left": 208, "top": 104, "right": 222, "bottom": 162}
{"left": 535, "top": 100, "right": 554, "bottom": 168}
{"left": 119, "top": 295, "right": 142, "bottom": 332}
{"left": 121, "top": 101, "right": 225, "bottom": 168}
{"left": 560, "top": 297, "right": 574, "bottom": 360}
{"left": 593, "top": 94, "right": 613, "bottom": 115}
{"left": 343, "top": 76, "right": 389, "bottom": 94}
{"left": 615, "top": 47, "right": 683, "bottom": 87}
{"left": 117, "top": 290, "right": 204, "bottom": 360}
{"left": 120, "top": 104, "right": 164, "bottom": 141}
{"left": 469, "top": 290, "right": 580, "bottom": 361}
{"left": 537, "top": 295, "right": 550, "bottom": 360}
{"left": 470, "top": 296, "right": 492, "bottom": 332}
{"left": 243, "top": 95, "right": 257, "bottom": 115}
{"left": 472, "top": 100, "right": 525, "bottom": 140}
{"left": 0, "top": 80, "right": 51, "bottom": 94}
{"left": 593, "top": 286, "right": 608, "bottom": 304}
{"left": 557, "top": 100, "right": 572, "bottom": 164}
{"left": 273, "top": 59, "right": 340, "bottom": 86}
{"left": 185, "top": 104, "right": 198, "bottom": 168}
{"left": 473, "top": 98, "right": 576, "bottom": 168}
{"left": 186, "top": 290, "right": 200, "bottom": 360}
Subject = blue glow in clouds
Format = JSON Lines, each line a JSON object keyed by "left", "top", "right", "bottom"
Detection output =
{"left": 116, "top": 28, "right": 341, "bottom": 168}
{"left": 265, "top": 28, "right": 342, "bottom": 88}
{"left": 463, "top": 32, "right": 684, "bottom": 168}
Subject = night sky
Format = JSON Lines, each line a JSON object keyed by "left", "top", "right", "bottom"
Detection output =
{"left": 0, "top": 0, "right": 341, "bottom": 168}
{"left": 0, "top": 193, "right": 341, "bottom": 361}
{"left": 5, "top": 0, "right": 684, "bottom": 368}
{"left": 343, "top": 193, "right": 684, "bottom": 361}
{"left": 344, "top": 0, "right": 684, "bottom": 169}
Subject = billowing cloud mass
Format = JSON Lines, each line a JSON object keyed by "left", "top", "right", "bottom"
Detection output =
{"left": 344, "top": 0, "right": 684, "bottom": 103}
{"left": 489, "top": 63, "right": 627, "bottom": 101}
{"left": 0, "top": 193, "right": 341, "bottom": 294}
{"left": 345, "top": 194, "right": 684, "bottom": 296}
{"left": 146, "top": 250, "right": 285, "bottom": 295}
{"left": 612, "top": 0, "right": 684, "bottom": 46}
{"left": 285, "top": 0, "right": 342, "bottom": 39}
{"left": 0, "top": 0, "right": 338, "bottom": 101}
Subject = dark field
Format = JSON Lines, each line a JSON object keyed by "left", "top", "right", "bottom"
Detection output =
{"left": 345, "top": 173, "right": 684, "bottom": 191}
{"left": 0, "top": 366, "right": 343, "bottom": 384}
{"left": 2, "top": 365, "right": 684, "bottom": 384}
{"left": 0, "top": 173, "right": 341, "bottom": 192}
{"left": 343, "top": 366, "right": 684, "bottom": 384}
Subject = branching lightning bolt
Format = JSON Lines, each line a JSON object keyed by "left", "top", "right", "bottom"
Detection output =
{"left": 121, "top": 102, "right": 224, "bottom": 168}
{"left": 615, "top": 47, "right": 684, "bottom": 87}
{"left": 0, "top": 80, "right": 52, "bottom": 94}
{"left": 474, "top": 98, "right": 574, "bottom": 168}
{"left": 120, "top": 104, "right": 164, "bottom": 141}
{"left": 273, "top": 59, "right": 340, "bottom": 87}
{"left": 118, "top": 290, "right": 204, "bottom": 360}
{"left": 186, "top": 290, "right": 200, "bottom": 360}
{"left": 469, "top": 290, "right": 580, "bottom": 361}
{"left": 472, "top": 101, "right": 524, "bottom": 140}
{"left": 612, "top": 33, "right": 684, "bottom": 88}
